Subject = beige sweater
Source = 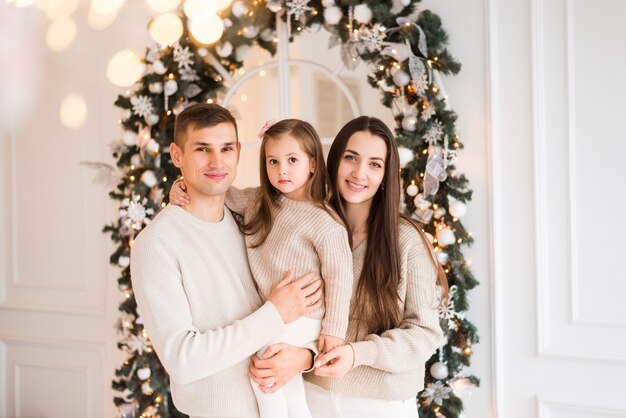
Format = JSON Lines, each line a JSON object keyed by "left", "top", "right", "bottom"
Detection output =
{"left": 226, "top": 188, "right": 353, "bottom": 340}
{"left": 131, "top": 205, "right": 286, "bottom": 418}
{"left": 305, "top": 219, "right": 444, "bottom": 400}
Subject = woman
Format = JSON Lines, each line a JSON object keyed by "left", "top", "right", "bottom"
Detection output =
{"left": 250, "top": 116, "right": 447, "bottom": 417}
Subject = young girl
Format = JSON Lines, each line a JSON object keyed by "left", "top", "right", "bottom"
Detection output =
{"left": 170, "top": 119, "right": 353, "bottom": 418}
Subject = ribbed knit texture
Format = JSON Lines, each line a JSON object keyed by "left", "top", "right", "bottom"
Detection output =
{"left": 131, "top": 205, "right": 287, "bottom": 418}
{"left": 226, "top": 187, "right": 353, "bottom": 340}
{"left": 305, "top": 219, "right": 444, "bottom": 401}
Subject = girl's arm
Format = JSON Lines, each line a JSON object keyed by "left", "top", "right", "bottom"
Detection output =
{"left": 317, "top": 230, "right": 443, "bottom": 375}
{"left": 168, "top": 180, "right": 258, "bottom": 214}
{"left": 315, "top": 223, "right": 353, "bottom": 346}
{"left": 224, "top": 186, "right": 259, "bottom": 214}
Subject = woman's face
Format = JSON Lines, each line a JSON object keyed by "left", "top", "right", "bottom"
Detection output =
{"left": 336, "top": 130, "right": 387, "bottom": 207}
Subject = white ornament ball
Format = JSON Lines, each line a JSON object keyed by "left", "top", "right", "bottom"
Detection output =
{"left": 145, "top": 139, "right": 160, "bottom": 155}
{"left": 324, "top": 6, "right": 343, "bottom": 25}
{"left": 354, "top": 4, "right": 372, "bottom": 24}
{"left": 397, "top": 146, "right": 414, "bottom": 168}
{"left": 242, "top": 25, "right": 260, "bottom": 39}
{"left": 118, "top": 256, "right": 130, "bottom": 268}
{"left": 153, "top": 59, "right": 167, "bottom": 75}
{"left": 401, "top": 0, "right": 411, "bottom": 6}
{"left": 164, "top": 79, "right": 178, "bottom": 96}
{"left": 437, "top": 227, "right": 456, "bottom": 246}
{"left": 430, "top": 362, "right": 449, "bottom": 380}
{"left": 197, "top": 47, "right": 208, "bottom": 57}
{"left": 267, "top": 0, "right": 282, "bottom": 12}
{"left": 406, "top": 183, "right": 419, "bottom": 197}
{"left": 216, "top": 41, "right": 233, "bottom": 57}
{"left": 137, "top": 367, "right": 152, "bottom": 380}
{"left": 145, "top": 114, "right": 160, "bottom": 125}
{"left": 235, "top": 44, "right": 251, "bottom": 62}
{"left": 122, "top": 130, "right": 137, "bottom": 146}
{"left": 222, "top": 18, "right": 233, "bottom": 28}
{"left": 130, "top": 153, "right": 142, "bottom": 167}
{"left": 401, "top": 114, "right": 417, "bottom": 132}
{"left": 437, "top": 251, "right": 449, "bottom": 265}
{"left": 231, "top": 1, "right": 247, "bottom": 17}
{"left": 413, "top": 194, "right": 431, "bottom": 210}
{"left": 392, "top": 70, "right": 411, "bottom": 87}
{"left": 321, "top": 0, "right": 335, "bottom": 6}
{"left": 434, "top": 207, "right": 446, "bottom": 219}
{"left": 141, "top": 170, "right": 158, "bottom": 188}
{"left": 449, "top": 200, "right": 468, "bottom": 218}
{"left": 149, "top": 82, "right": 163, "bottom": 94}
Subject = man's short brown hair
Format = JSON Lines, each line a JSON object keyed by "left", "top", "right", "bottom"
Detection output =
{"left": 174, "top": 103, "right": 238, "bottom": 149}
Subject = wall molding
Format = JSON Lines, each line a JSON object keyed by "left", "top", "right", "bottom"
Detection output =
{"left": 538, "top": 398, "right": 626, "bottom": 418}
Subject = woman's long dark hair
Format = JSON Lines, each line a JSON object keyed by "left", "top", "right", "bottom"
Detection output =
{"left": 327, "top": 116, "right": 448, "bottom": 335}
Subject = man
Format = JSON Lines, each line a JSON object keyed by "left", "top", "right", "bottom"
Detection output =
{"left": 131, "top": 103, "right": 320, "bottom": 418}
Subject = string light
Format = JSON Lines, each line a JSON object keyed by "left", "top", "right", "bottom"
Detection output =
{"left": 464, "top": 346, "right": 472, "bottom": 356}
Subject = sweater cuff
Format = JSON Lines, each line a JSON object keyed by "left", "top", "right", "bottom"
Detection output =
{"left": 349, "top": 340, "right": 378, "bottom": 368}
{"left": 257, "top": 301, "right": 286, "bottom": 338}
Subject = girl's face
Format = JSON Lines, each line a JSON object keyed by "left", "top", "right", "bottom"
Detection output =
{"left": 265, "top": 134, "right": 316, "bottom": 201}
{"left": 336, "top": 131, "right": 387, "bottom": 208}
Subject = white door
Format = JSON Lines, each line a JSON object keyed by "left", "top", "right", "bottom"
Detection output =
{"left": 490, "top": 0, "right": 626, "bottom": 416}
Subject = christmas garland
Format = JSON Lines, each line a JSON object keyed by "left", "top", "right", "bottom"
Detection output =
{"left": 106, "top": 1, "right": 479, "bottom": 417}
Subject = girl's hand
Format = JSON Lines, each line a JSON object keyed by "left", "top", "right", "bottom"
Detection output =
{"left": 314, "top": 344, "right": 354, "bottom": 379}
{"left": 318, "top": 335, "right": 345, "bottom": 353}
{"left": 169, "top": 179, "right": 190, "bottom": 206}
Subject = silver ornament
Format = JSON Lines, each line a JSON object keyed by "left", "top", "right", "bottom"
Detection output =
{"left": 430, "top": 361, "right": 449, "bottom": 380}
{"left": 216, "top": 41, "right": 233, "bottom": 57}
{"left": 144, "top": 114, "right": 160, "bottom": 126}
{"left": 436, "top": 227, "right": 456, "bottom": 246}
{"left": 449, "top": 200, "right": 467, "bottom": 218}
{"left": 153, "top": 60, "right": 167, "bottom": 75}
{"left": 393, "top": 70, "right": 411, "bottom": 87}
{"left": 122, "top": 130, "right": 137, "bottom": 146}
{"left": 243, "top": 25, "right": 260, "bottom": 39}
{"left": 401, "top": 114, "right": 417, "bottom": 132}
{"left": 148, "top": 82, "right": 163, "bottom": 94}
{"left": 130, "top": 153, "right": 142, "bottom": 166}
{"left": 397, "top": 146, "right": 414, "bottom": 168}
{"left": 406, "top": 183, "right": 419, "bottom": 196}
{"left": 164, "top": 79, "right": 178, "bottom": 96}
{"left": 231, "top": 1, "right": 247, "bottom": 17}
{"left": 137, "top": 367, "right": 151, "bottom": 380}
{"left": 267, "top": 0, "right": 283, "bottom": 12}
{"left": 437, "top": 251, "right": 449, "bottom": 265}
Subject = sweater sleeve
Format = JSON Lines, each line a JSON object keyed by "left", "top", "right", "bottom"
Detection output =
{"left": 225, "top": 186, "right": 259, "bottom": 214}
{"left": 131, "top": 233, "right": 286, "bottom": 384}
{"left": 349, "top": 231, "right": 443, "bottom": 373}
{"left": 316, "top": 223, "right": 353, "bottom": 340}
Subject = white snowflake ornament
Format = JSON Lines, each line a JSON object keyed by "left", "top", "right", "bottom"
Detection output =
{"left": 286, "top": 0, "right": 312, "bottom": 20}
{"left": 420, "top": 381, "right": 453, "bottom": 406}
{"left": 173, "top": 44, "right": 194, "bottom": 69}
{"left": 424, "top": 121, "right": 444, "bottom": 145}
{"left": 359, "top": 24, "right": 386, "bottom": 53}
{"left": 118, "top": 195, "right": 155, "bottom": 231}
{"left": 130, "top": 95, "right": 154, "bottom": 118}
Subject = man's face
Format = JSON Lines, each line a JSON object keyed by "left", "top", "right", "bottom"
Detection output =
{"left": 170, "top": 122, "right": 240, "bottom": 198}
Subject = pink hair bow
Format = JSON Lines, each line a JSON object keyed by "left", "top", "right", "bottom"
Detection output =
{"left": 258, "top": 119, "right": 277, "bottom": 139}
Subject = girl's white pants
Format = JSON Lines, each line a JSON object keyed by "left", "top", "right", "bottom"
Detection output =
{"left": 304, "top": 381, "right": 419, "bottom": 418}
{"left": 251, "top": 317, "right": 321, "bottom": 418}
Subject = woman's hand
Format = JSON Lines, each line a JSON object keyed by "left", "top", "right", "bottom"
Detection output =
{"left": 169, "top": 179, "right": 189, "bottom": 206}
{"left": 248, "top": 343, "right": 312, "bottom": 393}
{"left": 314, "top": 344, "right": 354, "bottom": 379}
{"left": 318, "top": 335, "right": 345, "bottom": 353}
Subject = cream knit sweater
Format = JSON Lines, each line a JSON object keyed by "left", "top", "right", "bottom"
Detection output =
{"left": 226, "top": 187, "right": 353, "bottom": 340}
{"left": 305, "top": 219, "right": 444, "bottom": 401}
{"left": 131, "top": 205, "right": 286, "bottom": 418}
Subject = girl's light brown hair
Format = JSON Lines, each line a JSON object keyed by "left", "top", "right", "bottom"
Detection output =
{"left": 326, "top": 116, "right": 448, "bottom": 335}
{"left": 242, "top": 119, "right": 331, "bottom": 247}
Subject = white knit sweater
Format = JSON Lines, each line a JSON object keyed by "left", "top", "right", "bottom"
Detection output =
{"left": 131, "top": 204, "right": 286, "bottom": 417}
{"left": 305, "top": 219, "right": 444, "bottom": 401}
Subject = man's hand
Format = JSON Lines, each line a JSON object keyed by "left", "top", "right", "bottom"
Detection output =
{"left": 318, "top": 335, "right": 345, "bottom": 353}
{"left": 267, "top": 270, "right": 323, "bottom": 324}
{"left": 314, "top": 344, "right": 354, "bottom": 379}
{"left": 248, "top": 343, "right": 313, "bottom": 393}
